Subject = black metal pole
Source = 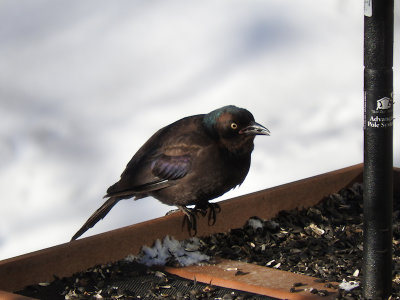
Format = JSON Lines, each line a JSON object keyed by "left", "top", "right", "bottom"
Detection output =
{"left": 363, "top": 0, "right": 394, "bottom": 298}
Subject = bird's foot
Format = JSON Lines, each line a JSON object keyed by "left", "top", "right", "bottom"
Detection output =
{"left": 177, "top": 203, "right": 221, "bottom": 236}
{"left": 178, "top": 206, "right": 198, "bottom": 236}
{"left": 207, "top": 202, "right": 221, "bottom": 225}
{"left": 194, "top": 202, "right": 221, "bottom": 226}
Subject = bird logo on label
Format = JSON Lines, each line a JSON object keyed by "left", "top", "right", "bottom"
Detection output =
{"left": 376, "top": 97, "right": 392, "bottom": 110}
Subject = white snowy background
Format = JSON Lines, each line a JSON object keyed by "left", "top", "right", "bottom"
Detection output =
{"left": 0, "top": 0, "right": 399, "bottom": 260}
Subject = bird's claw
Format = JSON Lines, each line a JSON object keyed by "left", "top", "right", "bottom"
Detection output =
{"left": 206, "top": 202, "right": 221, "bottom": 226}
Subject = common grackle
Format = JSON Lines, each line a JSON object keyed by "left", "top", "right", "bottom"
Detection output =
{"left": 71, "top": 105, "right": 269, "bottom": 240}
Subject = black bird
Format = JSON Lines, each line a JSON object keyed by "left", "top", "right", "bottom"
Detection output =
{"left": 71, "top": 105, "right": 269, "bottom": 240}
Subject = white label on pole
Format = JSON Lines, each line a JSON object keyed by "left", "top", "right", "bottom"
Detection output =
{"left": 364, "top": 0, "right": 372, "bottom": 17}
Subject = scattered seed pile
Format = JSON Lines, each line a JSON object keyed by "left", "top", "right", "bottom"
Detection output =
{"left": 198, "top": 183, "right": 400, "bottom": 299}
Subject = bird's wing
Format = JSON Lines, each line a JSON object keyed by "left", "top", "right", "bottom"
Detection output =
{"left": 118, "top": 114, "right": 205, "bottom": 178}
{"left": 106, "top": 117, "right": 206, "bottom": 198}
{"left": 105, "top": 148, "right": 193, "bottom": 198}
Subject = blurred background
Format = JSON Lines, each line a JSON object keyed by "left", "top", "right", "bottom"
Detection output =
{"left": 0, "top": 0, "right": 399, "bottom": 260}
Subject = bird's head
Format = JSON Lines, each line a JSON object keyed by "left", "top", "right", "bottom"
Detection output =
{"left": 203, "top": 105, "right": 270, "bottom": 155}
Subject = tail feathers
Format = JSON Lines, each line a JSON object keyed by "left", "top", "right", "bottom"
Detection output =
{"left": 71, "top": 197, "right": 120, "bottom": 241}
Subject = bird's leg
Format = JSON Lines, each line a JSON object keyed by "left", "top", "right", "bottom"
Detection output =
{"left": 178, "top": 206, "right": 198, "bottom": 236}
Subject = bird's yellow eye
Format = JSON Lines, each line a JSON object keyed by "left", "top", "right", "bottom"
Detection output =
{"left": 231, "top": 122, "right": 238, "bottom": 130}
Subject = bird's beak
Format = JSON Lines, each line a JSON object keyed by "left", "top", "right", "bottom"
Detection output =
{"left": 240, "top": 122, "right": 270, "bottom": 136}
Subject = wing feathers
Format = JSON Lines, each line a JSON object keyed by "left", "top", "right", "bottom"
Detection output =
{"left": 151, "top": 154, "right": 191, "bottom": 180}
